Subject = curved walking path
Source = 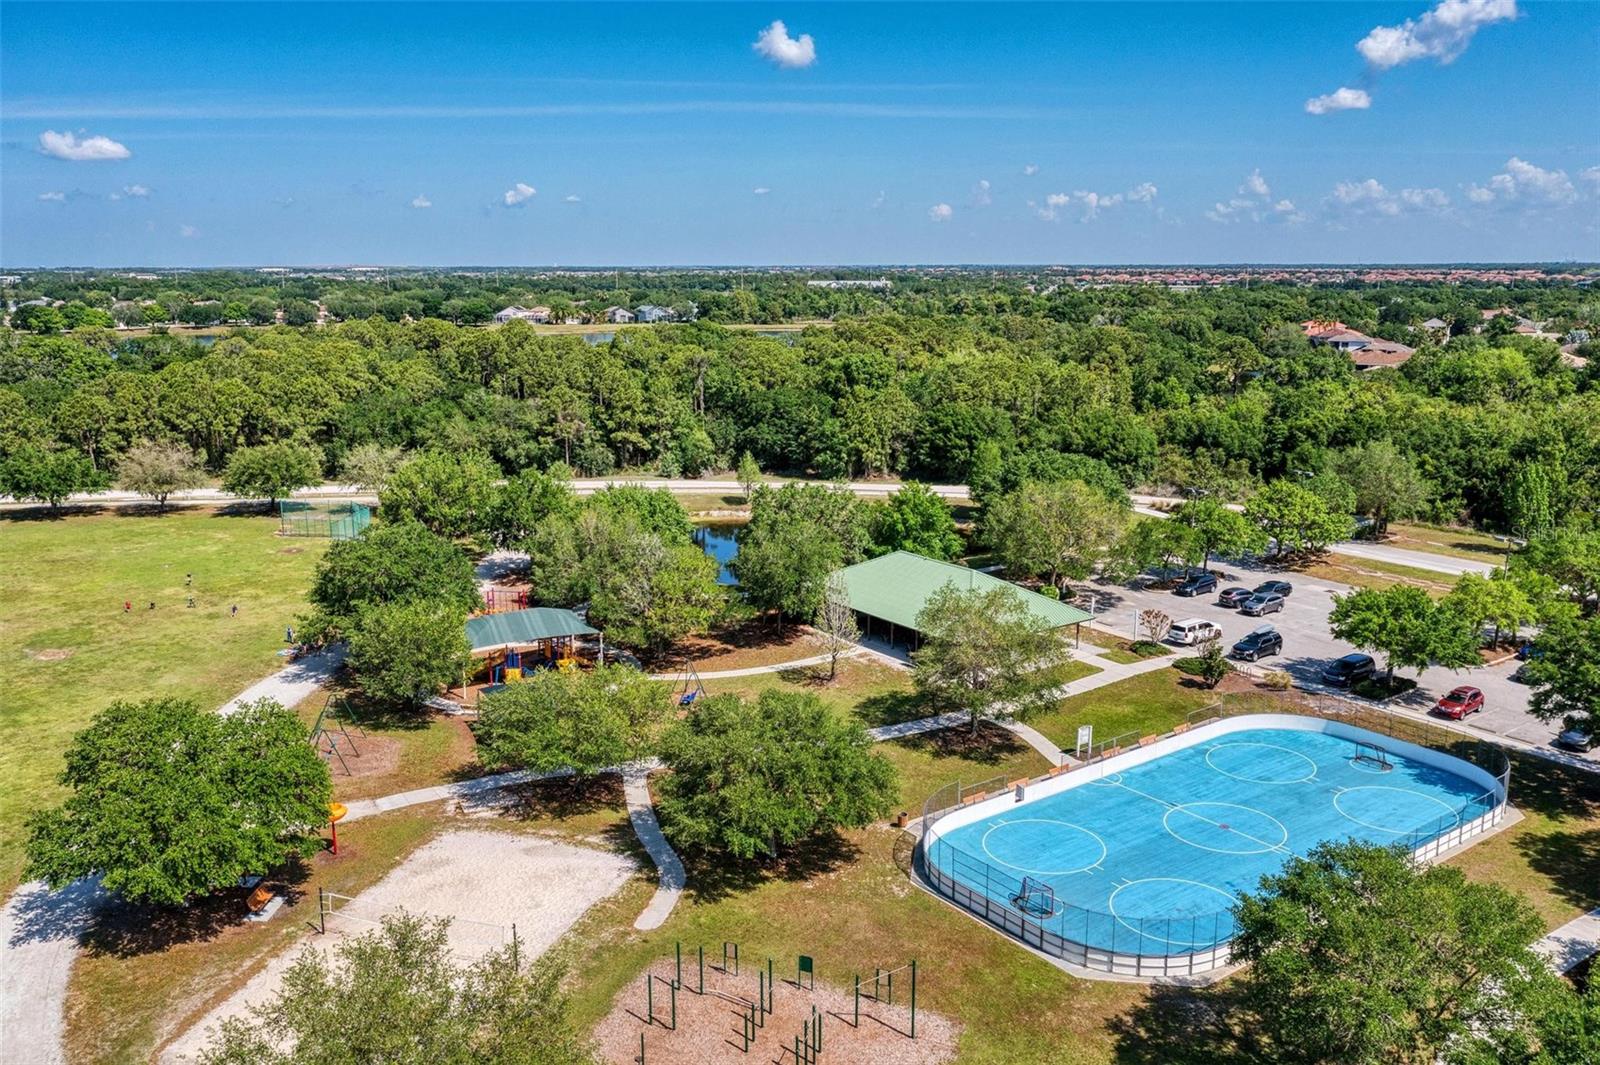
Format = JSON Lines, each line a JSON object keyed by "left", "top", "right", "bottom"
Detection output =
{"left": 0, "top": 878, "right": 106, "bottom": 1065}
{"left": 621, "top": 766, "right": 687, "bottom": 930}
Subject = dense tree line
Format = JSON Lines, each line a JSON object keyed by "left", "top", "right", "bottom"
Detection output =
{"left": 3, "top": 283, "right": 1597, "bottom": 537}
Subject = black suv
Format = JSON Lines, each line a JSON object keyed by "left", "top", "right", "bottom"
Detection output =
{"left": 1174, "top": 571, "right": 1218, "bottom": 597}
{"left": 1231, "top": 626, "right": 1283, "bottom": 661}
{"left": 1253, "top": 579, "right": 1293, "bottom": 598}
{"left": 1322, "top": 653, "right": 1376, "bottom": 688}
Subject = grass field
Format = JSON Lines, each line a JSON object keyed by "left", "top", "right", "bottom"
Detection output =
{"left": 1386, "top": 522, "right": 1513, "bottom": 563}
{"left": 0, "top": 508, "right": 327, "bottom": 895}
{"left": 1296, "top": 554, "right": 1457, "bottom": 596}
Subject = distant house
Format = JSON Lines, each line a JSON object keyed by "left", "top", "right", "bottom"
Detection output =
{"left": 1302, "top": 319, "right": 1414, "bottom": 370}
{"left": 604, "top": 306, "right": 635, "bottom": 323}
{"left": 635, "top": 304, "right": 674, "bottom": 323}
{"left": 493, "top": 305, "right": 552, "bottom": 324}
{"left": 806, "top": 278, "right": 892, "bottom": 290}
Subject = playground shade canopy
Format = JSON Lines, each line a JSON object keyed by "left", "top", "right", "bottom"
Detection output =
{"left": 833, "top": 551, "right": 1092, "bottom": 635}
{"left": 466, "top": 607, "right": 598, "bottom": 655}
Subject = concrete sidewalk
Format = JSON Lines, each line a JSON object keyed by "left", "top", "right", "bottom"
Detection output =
{"left": 1533, "top": 907, "right": 1600, "bottom": 974}
{"left": 217, "top": 645, "right": 345, "bottom": 716}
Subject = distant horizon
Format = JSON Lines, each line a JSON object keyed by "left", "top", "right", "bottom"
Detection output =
{"left": 5, "top": 260, "right": 1598, "bottom": 273}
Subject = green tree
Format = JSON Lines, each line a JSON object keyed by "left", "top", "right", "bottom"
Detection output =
{"left": 338, "top": 443, "right": 406, "bottom": 494}
{"left": 1105, "top": 517, "right": 1197, "bottom": 581}
{"left": 594, "top": 540, "right": 725, "bottom": 654}
{"left": 1504, "top": 462, "right": 1561, "bottom": 537}
{"left": 1450, "top": 965, "right": 1600, "bottom": 1065}
{"left": 1193, "top": 636, "right": 1232, "bottom": 688}
{"left": 221, "top": 441, "right": 323, "bottom": 505}
{"left": 912, "top": 582, "right": 1070, "bottom": 732}
{"left": 736, "top": 450, "right": 762, "bottom": 502}
{"left": 587, "top": 484, "right": 692, "bottom": 542}
{"left": 474, "top": 664, "right": 671, "bottom": 774}
{"left": 1246, "top": 479, "right": 1353, "bottom": 558}
{"left": 1328, "top": 584, "right": 1480, "bottom": 684}
{"left": 1520, "top": 616, "right": 1600, "bottom": 737}
{"left": 1442, "top": 572, "right": 1537, "bottom": 648}
{"left": 380, "top": 449, "right": 500, "bottom": 539}
{"left": 307, "top": 521, "right": 481, "bottom": 635}
{"left": 346, "top": 600, "right": 473, "bottom": 707}
{"left": 14, "top": 303, "right": 66, "bottom": 333}
{"left": 280, "top": 298, "right": 318, "bottom": 326}
{"left": 1513, "top": 526, "right": 1600, "bottom": 617}
{"left": 0, "top": 444, "right": 104, "bottom": 510}
{"left": 870, "top": 481, "right": 963, "bottom": 560}
{"left": 982, "top": 479, "right": 1130, "bottom": 588}
{"left": 116, "top": 439, "right": 204, "bottom": 513}
{"left": 526, "top": 506, "right": 723, "bottom": 653}
{"left": 1333, "top": 440, "right": 1430, "bottom": 535}
{"left": 1233, "top": 840, "right": 1547, "bottom": 1065}
{"left": 24, "top": 697, "right": 331, "bottom": 906}
{"left": 200, "top": 914, "right": 596, "bottom": 1065}
{"left": 484, "top": 466, "right": 577, "bottom": 548}
{"left": 1171, "top": 497, "right": 1266, "bottom": 571}
{"left": 655, "top": 690, "right": 896, "bottom": 858}
{"left": 732, "top": 483, "right": 869, "bottom": 621}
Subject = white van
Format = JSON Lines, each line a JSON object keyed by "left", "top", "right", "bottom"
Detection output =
{"left": 1166, "top": 618, "right": 1221, "bottom": 646}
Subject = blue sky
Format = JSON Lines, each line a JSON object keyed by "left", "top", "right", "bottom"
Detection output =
{"left": 2, "top": 1, "right": 1597, "bottom": 265}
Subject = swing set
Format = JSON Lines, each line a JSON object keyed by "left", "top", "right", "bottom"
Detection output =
{"left": 674, "top": 660, "right": 707, "bottom": 706}
{"left": 308, "top": 697, "right": 366, "bottom": 774}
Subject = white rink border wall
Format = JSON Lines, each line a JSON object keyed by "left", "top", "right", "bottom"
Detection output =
{"left": 918, "top": 712, "right": 1510, "bottom": 980}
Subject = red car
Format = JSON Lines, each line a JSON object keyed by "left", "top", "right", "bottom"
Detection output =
{"left": 1433, "top": 686, "right": 1485, "bottom": 720}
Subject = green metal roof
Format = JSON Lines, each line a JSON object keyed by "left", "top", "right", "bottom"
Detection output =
{"left": 466, "top": 607, "right": 598, "bottom": 653}
{"left": 834, "top": 551, "right": 1092, "bottom": 633}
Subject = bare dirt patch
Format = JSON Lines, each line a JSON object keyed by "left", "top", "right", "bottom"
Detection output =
{"left": 160, "top": 829, "right": 637, "bottom": 1063}
{"left": 25, "top": 648, "right": 74, "bottom": 661}
{"left": 592, "top": 959, "right": 959, "bottom": 1065}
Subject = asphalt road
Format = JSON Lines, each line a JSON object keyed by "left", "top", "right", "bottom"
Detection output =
{"left": 1073, "top": 556, "right": 1589, "bottom": 760}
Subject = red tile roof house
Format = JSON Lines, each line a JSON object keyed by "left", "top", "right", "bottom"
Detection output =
{"left": 1301, "top": 320, "right": 1415, "bottom": 369}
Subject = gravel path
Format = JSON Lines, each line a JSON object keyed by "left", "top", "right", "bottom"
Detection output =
{"left": 0, "top": 878, "right": 106, "bottom": 1065}
{"left": 161, "top": 830, "right": 634, "bottom": 1063}
{"left": 217, "top": 645, "right": 345, "bottom": 716}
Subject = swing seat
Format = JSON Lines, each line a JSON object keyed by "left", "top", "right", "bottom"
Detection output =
{"left": 679, "top": 691, "right": 700, "bottom": 705}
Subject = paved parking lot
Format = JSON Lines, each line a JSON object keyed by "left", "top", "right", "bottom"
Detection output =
{"left": 1073, "top": 557, "right": 1594, "bottom": 763}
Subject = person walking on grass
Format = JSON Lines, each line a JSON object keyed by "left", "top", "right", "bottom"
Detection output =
{"left": 230, "top": 604, "right": 238, "bottom": 618}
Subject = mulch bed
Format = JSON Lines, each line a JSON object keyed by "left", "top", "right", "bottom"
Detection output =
{"left": 592, "top": 957, "right": 959, "bottom": 1065}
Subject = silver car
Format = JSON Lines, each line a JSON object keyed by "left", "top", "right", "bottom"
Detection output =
{"left": 1240, "top": 593, "right": 1285, "bottom": 617}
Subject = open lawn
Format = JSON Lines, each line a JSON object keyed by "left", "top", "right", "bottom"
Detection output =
{"left": 702, "top": 655, "right": 926, "bottom": 727}
{"left": 1386, "top": 522, "right": 1513, "bottom": 564}
{"left": 1295, "top": 554, "right": 1456, "bottom": 597}
{"left": 1027, "top": 667, "right": 1282, "bottom": 751}
{"left": 0, "top": 508, "right": 327, "bottom": 895}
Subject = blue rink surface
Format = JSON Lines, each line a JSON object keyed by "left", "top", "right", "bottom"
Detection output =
{"left": 930, "top": 728, "right": 1494, "bottom": 956}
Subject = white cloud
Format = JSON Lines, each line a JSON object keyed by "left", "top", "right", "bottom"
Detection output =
{"left": 971, "top": 179, "right": 992, "bottom": 207}
{"left": 502, "top": 182, "right": 536, "bottom": 207}
{"left": 564, "top": 194, "right": 582, "bottom": 203}
{"left": 410, "top": 194, "right": 432, "bottom": 208}
{"left": 1357, "top": 0, "right": 1518, "bottom": 71}
{"left": 928, "top": 202, "right": 953, "bottom": 222}
{"left": 1208, "top": 171, "right": 1308, "bottom": 224}
{"left": 1304, "top": 87, "right": 1372, "bottom": 115}
{"left": 37, "top": 129, "right": 131, "bottom": 161}
{"left": 179, "top": 224, "right": 198, "bottom": 238}
{"left": 1581, "top": 166, "right": 1600, "bottom": 187}
{"left": 38, "top": 191, "right": 66, "bottom": 202}
{"left": 753, "top": 20, "right": 816, "bottom": 69}
{"left": 752, "top": 187, "right": 771, "bottom": 195}
{"left": 1329, "top": 178, "right": 1449, "bottom": 217}
{"left": 871, "top": 190, "right": 886, "bottom": 209}
{"left": 1022, "top": 164, "right": 1039, "bottom": 176}
{"left": 1466, "top": 157, "right": 1577, "bottom": 204}
{"left": 1033, "top": 183, "right": 1156, "bottom": 222}
{"left": 107, "top": 184, "right": 151, "bottom": 201}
